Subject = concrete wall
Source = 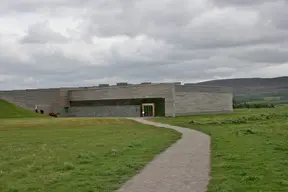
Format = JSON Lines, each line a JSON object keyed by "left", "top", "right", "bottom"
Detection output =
{"left": 174, "top": 84, "right": 233, "bottom": 116}
{"left": 69, "top": 83, "right": 175, "bottom": 116}
{"left": 0, "top": 88, "right": 60, "bottom": 114}
{"left": 0, "top": 83, "right": 234, "bottom": 117}
{"left": 67, "top": 105, "right": 141, "bottom": 117}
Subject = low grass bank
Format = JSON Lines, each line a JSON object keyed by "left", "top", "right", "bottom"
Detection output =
{"left": 0, "top": 100, "right": 44, "bottom": 118}
{"left": 0, "top": 118, "right": 181, "bottom": 192}
{"left": 153, "top": 108, "right": 288, "bottom": 192}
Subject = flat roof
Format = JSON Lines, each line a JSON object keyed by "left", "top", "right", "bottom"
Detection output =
{"left": 0, "top": 82, "right": 233, "bottom": 92}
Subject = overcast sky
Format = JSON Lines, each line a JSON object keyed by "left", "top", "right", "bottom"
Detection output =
{"left": 0, "top": 0, "right": 288, "bottom": 90}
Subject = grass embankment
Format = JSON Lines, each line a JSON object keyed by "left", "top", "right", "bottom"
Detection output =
{"left": 0, "top": 118, "right": 181, "bottom": 192}
{"left": 153, "top": 108, "right": 288, "bottom": 192}
{"left": 0, "top": 100, "right": 44, "bottom": 118}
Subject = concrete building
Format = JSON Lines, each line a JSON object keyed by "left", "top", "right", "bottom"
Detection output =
{"left": 0, "top": 82, "right": 233, "bottom": 117}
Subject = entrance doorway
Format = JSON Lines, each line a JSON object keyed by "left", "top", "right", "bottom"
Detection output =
{"left": 142, "top": 103, "right": 155, "bottom": 117}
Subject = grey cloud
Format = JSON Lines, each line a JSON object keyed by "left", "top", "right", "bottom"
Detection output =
{"left": 232, "top": 48, "right": 288, "bottom": 64}
{"left": 0, "top": 0, "right": 88, "bottom": 13}
{"left": 1, "top": 0, "right": 288, "bottom": 90}
{"left": 212, "top": 0, "right": 275, "bottom": 7}
{"left": 0, "top": 44, "right": 250, "bottom": 89}
{"left": 172, "top": 29, "right": 288, "bottom": 50}
{"left": 84, "top": 0, "right": 200, "bottom": 38}
{"left": 83, "top": 1, "right": 288, "bottom": 50}
{"left": 20, "top": 22, "right": 69, "bottom": 44}
{"left": 258, "top": 1, "right": 288, "bottom": 30}
{"left": 0, "top": 0, "right": 133, "bottom": 16}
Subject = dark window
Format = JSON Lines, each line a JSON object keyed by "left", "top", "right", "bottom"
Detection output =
{"left": 64, "top": 107, "right": 69, "bottom": 113}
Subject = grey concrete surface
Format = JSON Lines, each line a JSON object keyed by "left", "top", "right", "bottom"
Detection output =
{"left": 0, "top": 88, "right": 60, "bottom": 114}
{"left": 69, "top": 83, "right": 175, "bottom": 116}
{"left": 174, "top": 92, "right": 233, "bottom": 116}
{"left": 0, "top": 82, "right": 233, "bottom": 117}
{"left": 117, "top": 118, "right": 211, "bottom": 192}
{"left": 174, "top": 84, "right": 233, "bottom": 116}
{"left": 68, "top": 105, "right": 141, "bottom": 117}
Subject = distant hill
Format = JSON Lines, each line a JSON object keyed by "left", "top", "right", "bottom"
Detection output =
{"left": 196, "top": 76, "right": 288, "bottom": 103}
{"left": 0, "top": 100, "right": 44, "bottom": 118}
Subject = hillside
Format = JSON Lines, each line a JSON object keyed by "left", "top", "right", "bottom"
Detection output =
{"left": 197, "top": 76, "right": 288, "bottom": 103}
{"left": 0, "top": 100, "right": 44, "bottom": 118}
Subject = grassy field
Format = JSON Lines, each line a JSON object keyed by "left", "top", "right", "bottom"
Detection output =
{"left": 153, "top": 108, "right": 288, "bottom": 192}
{"left": 0, "top": 100, "right": 44, "bottom": 118}
{"left": 247, "top": 100, "right": 288, "bottom": 105}
{"left": 0, "top": 117, "right": 181, "bottom": 192}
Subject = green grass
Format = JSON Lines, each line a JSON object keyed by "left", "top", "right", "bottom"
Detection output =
{"left": 153, "top": 108, "right": 288, "bottom": 192}
{"left": 0, "top": 100, "right": 44, "bottom": 118}
{"left": 0, "top": 118, "right": 181, "bottom": 192}
{"left": 247, "top": 100, "right": 288, "bottom": 104}
{"left": 264, "top": 96, "right": 281, "bottom": 101}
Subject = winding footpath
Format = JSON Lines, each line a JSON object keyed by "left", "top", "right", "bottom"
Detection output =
{"left": 117, "top": 118, "right": 211, "bottom": 192}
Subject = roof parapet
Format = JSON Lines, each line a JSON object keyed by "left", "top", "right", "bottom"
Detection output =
{"left": 140, "top": 82, "right": 152, "bottom": 85}
{"left": 98, "top": 84, "right": 109, "bottom": 87}
{"left": 116, "top": 82, "right": 128, "bottom": 86}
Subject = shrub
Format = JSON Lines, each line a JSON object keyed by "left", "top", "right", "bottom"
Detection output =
{"left": 233, "top": 103, "right": 275, "bottom": 109}
{"left": 187, "top": 113, "right": 288, "bottom": 125}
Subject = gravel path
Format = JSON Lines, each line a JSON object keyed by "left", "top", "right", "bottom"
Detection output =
{"left": 117, "top": 118, "right": 211, "bottom": 192}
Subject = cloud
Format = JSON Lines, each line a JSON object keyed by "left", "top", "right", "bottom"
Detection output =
{"left": 232, "top": 47, "right": 288, "bottom": 64}
{"left": 0, "top": 0, "right": 288, "bottom": 90}
{"left": 212, "top": 0, "right": 273, "bottom": 7}
{"left": 258, "top": 1, "right": 288, "bottom": 30}
{"left": 20, "top": 21, "right": 69, "bottom": 44}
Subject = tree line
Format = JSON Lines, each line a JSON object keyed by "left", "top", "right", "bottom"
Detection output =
{"left": 233, "top": 100, "right": 275, "bottom": 109}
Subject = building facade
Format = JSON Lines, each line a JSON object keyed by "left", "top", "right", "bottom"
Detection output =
{"left": 0, "top": 82, "right": 233, "bottom": 117}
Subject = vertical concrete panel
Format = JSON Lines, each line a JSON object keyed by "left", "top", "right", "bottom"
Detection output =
{"left": 69, "top": 83, "right": 174, "bottom": 117}
{"left": 174, "top": 85, "right": 233, "bottom": 116}
{"left": 0, "top": 83, "right": 176, "bottom": 117}
{"left": 0, "top": 89, "right": 60, "bottom": 114}
{"left": 59, "top": 88, "right": 70, "bottom": 108}
{"left": 69, "top": 105, "right": 141, "bottom": 117}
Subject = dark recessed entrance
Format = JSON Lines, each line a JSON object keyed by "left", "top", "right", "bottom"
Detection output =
{"left": 142, "top": 103, "right": 155, "bottom": 117}
{"left": 68, "top": 98, "right": 165, "bottom": 117}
